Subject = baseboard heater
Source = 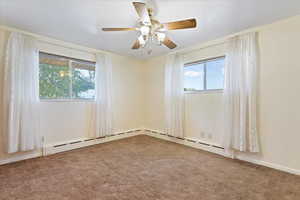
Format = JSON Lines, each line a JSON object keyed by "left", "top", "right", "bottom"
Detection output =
{"left": 145, "top": 129, "right": 224, "bottom": 150}
{"left": 44, "top": 129, "right": 142, "bottom": 156}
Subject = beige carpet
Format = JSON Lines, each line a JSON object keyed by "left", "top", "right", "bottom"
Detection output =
{"left": 0, "top": 135, "right": 299, "bottom": 200}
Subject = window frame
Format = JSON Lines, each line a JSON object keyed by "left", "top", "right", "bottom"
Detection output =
{"left": 39, "top": 51, "right": 96, "bottom": 102}
{"left": 184, "top": 56, "right": 225, "bottom": 94}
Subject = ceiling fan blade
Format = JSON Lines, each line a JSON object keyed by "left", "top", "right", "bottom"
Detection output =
{"left": 132, "top": 40, "right": 141, "bottom": 49}
{"left": 163, "top": 18, "right": 197, "bottom": 30}
{"left": 102, "top": 28, "right": 137, "bottom": 31}
{"left": 132, "top": 2, "right": 151, "bottom": 25}
{"left": 163, "top": 37, "right": 177, "bottom": 49}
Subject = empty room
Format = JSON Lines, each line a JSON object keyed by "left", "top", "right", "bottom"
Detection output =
{"left": 0, "top": 0, "right": 300, "bottom": 199}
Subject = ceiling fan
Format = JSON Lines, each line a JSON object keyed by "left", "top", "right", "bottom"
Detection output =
{"left": 102, "top": 1, "right": 197, "bottom": 51}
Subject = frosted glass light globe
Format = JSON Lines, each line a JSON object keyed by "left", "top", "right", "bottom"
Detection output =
{"left": 156, "top": 32, "right": 166, "bottom": 42}
{"left": 140, "top": 26, "right": 150, "bottom": 36}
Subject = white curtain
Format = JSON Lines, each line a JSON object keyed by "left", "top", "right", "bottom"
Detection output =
{"left": 90, "top": 53, "right": 113, "bottom": 138}
{"left": 3, "top": 32, "right": 40, "bottom": 153}
{"left": 223, "top": 32, "right": 259, "bottom": 153}
{"left": 165, "top": 53, "right": 185, "bottom": 138}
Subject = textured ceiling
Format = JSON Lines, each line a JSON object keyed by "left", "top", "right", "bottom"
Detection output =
{"left": 1, "top": 0, "right": 300, "bottom": 59}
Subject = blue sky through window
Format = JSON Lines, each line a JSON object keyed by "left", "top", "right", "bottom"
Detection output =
{"left": 184, "top": 63, "right": 204, "bottom": 91}
{"left": 184, "top": 57, "right": 225, "bottom": 91}
{"left": 206, "top": 59, "right": 224, "bottom": 90}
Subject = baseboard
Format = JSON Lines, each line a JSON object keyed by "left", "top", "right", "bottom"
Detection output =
{"left": 0, "top": 129, "right": 142, "bottom": 165}
{"left": 143, "top": 129, "right": 230, "bottom": 158}
{"left": 0, "top": 151, "right": 42, "bottom": 166}
{"left": 2, "top": 128, "right": 299, "bottom": 176}
{"left": 235, "top": 155, "right": 300, "bottom": 176}
{"left": 143, "top": 128, "right": 300, "bottom": 176}
{"left": 44, "top": 129, "right": 142, "bottom": 156}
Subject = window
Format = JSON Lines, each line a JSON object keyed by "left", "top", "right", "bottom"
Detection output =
{"left": 39, "top": 52, "right": 95, "bottom": 100}
{"left": 184, "top": 57, "right": 225, "bottom": 92}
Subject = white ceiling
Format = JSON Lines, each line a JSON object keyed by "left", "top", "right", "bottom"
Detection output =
{"left": 1, "top": 0, "right": 300, "bottom": 59}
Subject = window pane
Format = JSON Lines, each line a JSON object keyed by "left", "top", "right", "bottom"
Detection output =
{"left": 206, "top": 58, "right": 225, "bottom": 90}
{"left": 72, "top": 62, "right": 95, "bottom": 99}
{"left": 39, "top": 52, "right": 96, "bottom": 100}
{"left": 184, "top": 63, "right": 204, "bottom": 91}
{"left": 39, "top": 61, "right": 70, "bottom": 99}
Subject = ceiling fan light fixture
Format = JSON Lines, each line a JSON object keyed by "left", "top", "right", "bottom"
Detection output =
{"left": 158, "top": 27, "right": 167, "bottom": 32}
{"left": 140, "top": 26, "right": 150, "bottom": 36}
{"left": 102, "top": 2, "right": 197, "bottom": 51}
{"left": 138, "top": 35, "right": 146, "bottom": 46}
{"left": 156, "top": 32, "right": 166, "bottom": 42}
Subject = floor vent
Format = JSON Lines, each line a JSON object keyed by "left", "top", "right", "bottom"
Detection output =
{"left": 84, "top": 138, "right": 95, "bottom": 142}
{"left": 212, "top": 145, "right": 224, "bottom": 150}
{"left": 70, "top": 141, "right": 82, "bottom": 144}
{"left": 186, "top": 139, "right": 197, "bottom": 143}
{"left": 198, "top": 141, "right": 210, "bottom": 146}
{"left": 54, "top": 143, "right": 67, "bottom": 148}
{"left": 144, "top": 130, "right": 224, "bottom": 153}
{"left": 44, "top": 129, "right": 141, "bottom": 156}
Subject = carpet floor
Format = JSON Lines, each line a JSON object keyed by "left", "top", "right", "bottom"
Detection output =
{"left": 0, "top": 135, "right": 299, "bottom": 200}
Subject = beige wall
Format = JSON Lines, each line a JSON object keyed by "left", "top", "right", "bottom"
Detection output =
{"left": 144, "top": 44, "right": 226, "bottom": 145}
{"left": 1, "top": 15, "right": 300, "bottom": 172}
{"left": 40, "top": 54, "right": 145, "bottom": 145}
{"left": 144, "top": 16, "right": 300, "bottom": 171}
{"left": 0, "top": 29, "right": 145, "bottom": 159}
{"left": 38, "top": 39, "right": 146, "bottom": 144}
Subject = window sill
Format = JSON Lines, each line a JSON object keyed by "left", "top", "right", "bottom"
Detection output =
{"left": 184, "top": 89, "right": 223, "bottom": 94}
{"left": 39, "top": 99, "right": 95, "bottom": 103}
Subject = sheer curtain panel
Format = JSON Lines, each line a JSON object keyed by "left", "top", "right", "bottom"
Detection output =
{"left": 223, "top": 32, "right": 260, "bottom": 153}
{"left": 3, "top": 32, "right": 40, "bottom": 153}
{"left": 164, "top": 53, "right": 185, "bottom": 138}
{"left": 89, "top": 53, "right": 113, "bottom": 138}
